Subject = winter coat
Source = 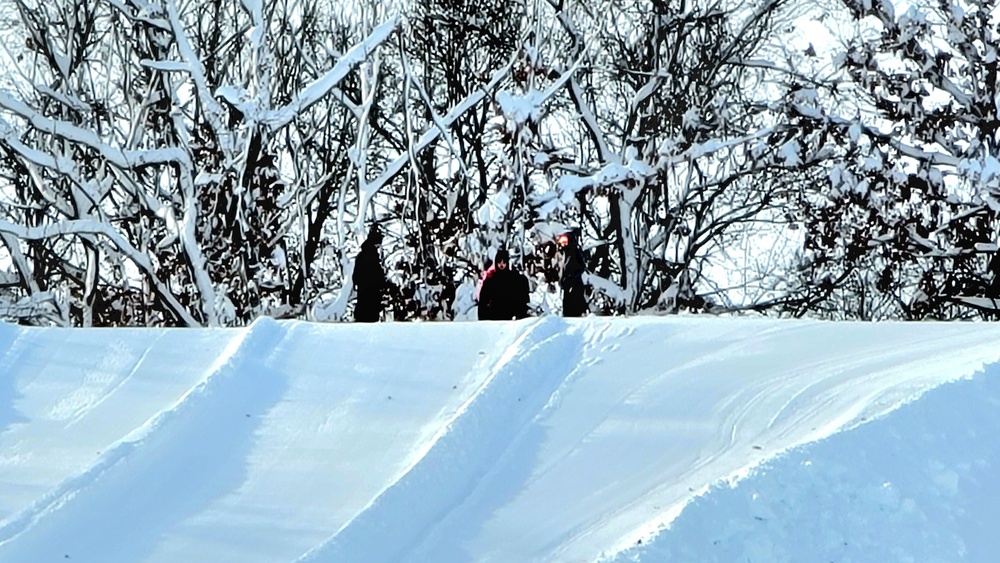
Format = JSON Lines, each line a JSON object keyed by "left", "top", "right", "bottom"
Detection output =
{"left": 475, "top": 264, "right": 496, "bottom": 303}
{"left": 478, "top": 266, "right": 530, "bottom": 320}
{"left": 560, "top": 243, "right": 587, "bottom": 317}
{"left": 988, "top": 252, "right": 1000, "bottom": 298}
{"left": 353, "top": 237, "right": 385, "bottom": 322}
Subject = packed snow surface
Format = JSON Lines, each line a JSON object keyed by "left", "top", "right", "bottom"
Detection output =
{"left": 1, "top": 316, "right": 1000, "bottom": 562}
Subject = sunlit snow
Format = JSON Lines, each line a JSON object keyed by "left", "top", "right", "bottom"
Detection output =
{"left": 1, "top": 316, "right": 999, "bottom": 562}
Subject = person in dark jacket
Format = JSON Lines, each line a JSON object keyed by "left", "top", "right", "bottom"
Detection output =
{"left": 478, "top": 248, "right": 530, "bottom": 320}
{"left": 558, "top": 230, "right": 588, "bottom": 317}
{"left": 353, "top": 225, "right": 386, "bottom": 322}
{"left": 987, "top": 251, "right": 1000, "bottom": 298}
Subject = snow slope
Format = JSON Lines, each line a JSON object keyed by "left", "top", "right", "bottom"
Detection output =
{"left": 1, "top": 316, "right": 999, "bottom": 562}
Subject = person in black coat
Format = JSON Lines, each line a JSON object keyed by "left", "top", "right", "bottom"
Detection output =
{"left": 478, "top": 248, "right": 530, "bottom": 320}
{"left": 353, "top": 225, "right": 386, "bottom": 322}
{"left": 987, "top": 251, "right": 1000, "bottom": 298}
{"left": 558, "top": 230, "right": 588, "bottom": 317}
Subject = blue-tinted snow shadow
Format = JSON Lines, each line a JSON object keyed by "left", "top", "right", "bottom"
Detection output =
{"left": 411, "top": 320, "right": 589, "bottom": 563}
{"left": 610, "top": 360, "right": 1000, "bottom": 563}
{"left": 297, "top": 316, "right": 585, "bottom": 563}
{"left": 0, "top": 321, "right": 28, "bottom": 434}
{"left": 0, "top": 318, "right": 291, "bottom": 563}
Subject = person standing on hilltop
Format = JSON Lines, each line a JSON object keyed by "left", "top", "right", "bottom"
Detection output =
{"left": 478, "top": 248, "right": 530, "bottom": 320}
{"left": 353, "top": 225, "right": 386, "bottom": 322}
{"left": 558, "top": 230, "right": 588, "bottom": 317}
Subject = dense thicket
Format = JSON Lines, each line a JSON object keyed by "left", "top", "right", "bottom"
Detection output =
{"left": 0, "top": 0, "right": 996, "bottom": 325}
{"left": 787, "top": 0, "right": 1000, "bottom": 320}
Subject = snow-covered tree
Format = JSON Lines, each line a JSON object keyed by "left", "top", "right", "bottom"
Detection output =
{"left": 0, "top": 0, "right": 902, "bottom": 325}
{"left": 0, "top": 0, "right": 401, "bottom": 325}
{"left": 793, "top": 0, "right": 1000, "bottom": 319}
{"left": 380, "top": 0, "right": 526, "bottom": 319}
{"left": 497, "top": 0, "right": 834, "bottom": 315}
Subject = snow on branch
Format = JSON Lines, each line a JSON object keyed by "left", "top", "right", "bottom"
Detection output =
{"left": 585, "top": 271, "right": 627, "bottom": 308}
{"left": 534, "top": 126, "right": 785, "bottom": 219}
{"left": 0, "top": 219, "right": 199, "bottom": 326}
{"left": 0, "top": 92, "right": 192, "bottom": 170}
{"left": 262, "top": 15, "right": 402, "bottom": 132}
{"left": 496, "top": 55, "right": 584, "bottom": 130}
{"left": 569, "top": 79, "right": 611, "bottom": 161}
{"left": 108, "top": 0, "right": 170, "bottom": 31}
{"left": 497, "top": 90, "right": 547, "bottom": 127}
{"left": 358, "top": 59, "right": 514, "bottom": 228}
{"left": 404, "top": 61, "right": 471, "bottom": 181}
{"left": 33, "top": 85, "right": 91, "bottom": 113}
{"left": 139, "top": 60, "right": 190, "bottom": 73}
{"left": 0, "top": 129, "right": 75, "bottom": 176}
{"left": 0, "top": 232, "right": 40, "bottom": 294}
{"left": 545, "top": 2, "right": 613, "bottom": 161}
{"left": 169, "top": 112, "right": 219, "bottom": 327}
{"left": 827, "top": 114, "right": 962, "bottom": 168}
{"left": 164, "top": 0, "right": 231, "bottom": 157}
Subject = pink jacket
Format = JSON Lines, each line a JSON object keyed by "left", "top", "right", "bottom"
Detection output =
{"left": 474, "top": 264, "right": 496, "bottom": 302}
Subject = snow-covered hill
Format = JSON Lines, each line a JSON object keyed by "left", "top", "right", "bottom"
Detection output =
{"left": 1, "top": 316, "right": 999, "bottom": 562}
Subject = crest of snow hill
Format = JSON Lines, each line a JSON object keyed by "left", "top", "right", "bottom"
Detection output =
{"left": 1, "top": 0, "right": 999, "bottom": 326}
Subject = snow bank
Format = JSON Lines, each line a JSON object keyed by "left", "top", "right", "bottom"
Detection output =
{"left": 0, "top": 317, "right": 999, "bottom": 562}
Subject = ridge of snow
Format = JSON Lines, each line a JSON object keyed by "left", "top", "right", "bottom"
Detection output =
{"left": 1, "top": 317, "right": 1000, "bottom": 562}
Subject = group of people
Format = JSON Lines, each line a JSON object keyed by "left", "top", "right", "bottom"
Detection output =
{"left": 351, "top": 225, "right": 589, "bottom": 322}
{"left": 475, "top": 231, "right": 588, "bottom": 320}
